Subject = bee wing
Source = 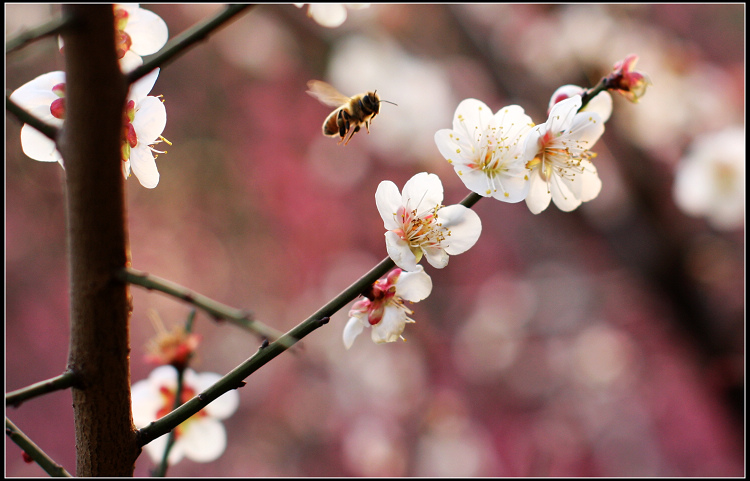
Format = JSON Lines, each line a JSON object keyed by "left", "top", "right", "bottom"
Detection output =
{"left": 306, "top": 80, "right": 351, "bottom": 107}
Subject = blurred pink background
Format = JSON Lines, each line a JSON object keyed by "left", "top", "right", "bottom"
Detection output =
{"left": 5, "top": 4, "right": 744, "bottom": 477}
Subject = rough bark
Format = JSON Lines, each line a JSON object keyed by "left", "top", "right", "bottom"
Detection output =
{"left": 60, "top": 4, "right": 138, "bottom": 476}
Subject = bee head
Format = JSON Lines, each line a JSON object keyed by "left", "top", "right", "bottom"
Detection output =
{"left": 362, "top": 91, "right": 381, "bottom": 112}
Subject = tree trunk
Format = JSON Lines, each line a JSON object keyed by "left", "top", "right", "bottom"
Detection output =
{"left": 61, "top": 4, "right": 138, "bottom": 476}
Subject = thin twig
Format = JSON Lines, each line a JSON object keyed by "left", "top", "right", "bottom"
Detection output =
{"left": 5, "top": 93, "right": 59, "bottom": 141}
{"left": 5, "top": 417, "right": 73, "bottom": 477}
{"left": 127, "top": 4, "right": 255, "bottom": 85}
{"left": 5, "top": 370, "right": 79, "bottom": 408}
{"left": 5, "top": 14, "right": 73, "bottom": 54}
{"left": 137, "top": 256, "right": 395, "bottom": 447}
{"left": 119, "top": 267, "right": 286, "bottom": 344}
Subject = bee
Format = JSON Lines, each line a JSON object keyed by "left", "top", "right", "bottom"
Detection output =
{"left": 306, "top": 80, "right": 396, "bottom": 145}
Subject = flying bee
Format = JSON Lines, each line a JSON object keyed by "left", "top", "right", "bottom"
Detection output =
{"left": 306, "top": 80, "right": 396, "bottom": 145}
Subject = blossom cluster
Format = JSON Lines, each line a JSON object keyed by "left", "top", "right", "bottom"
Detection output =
{"left": 347, "top": 55, "right": 651, "bottom": 349}
{"left": 9, "top": 4, "right": 169, "bottom": 188}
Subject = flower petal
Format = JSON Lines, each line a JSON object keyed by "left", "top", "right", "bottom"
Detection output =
{"left": 180, "top": 418, "right": 228, "bottom": 463}
{"left": 343, "top": 315, "right": 365, "bottom": 349}
{"left": 376, "top": 180, "right": 403, "bottom": 230}
{"left": 125, "top": 7, "right": 169, "bottom": 56}
{"left": 401, "top": 172, "right": 443, "bottom": 214}
{"left": 371, "top": 306, "right": 406, "bottom": 343}
{"left": 129, "top": 144, "right": 160, "bottom": 188}
{"left": 422, "top": 245, "right": 449, "bottom": 269}
{"left": 434, "top": 204, "right": 482, "bottom": 255}
{"left": 132, "top": 96, "right": 167, "bottom": 142}
{"left": 395, "top": 265, "right": 432, "bottom": 302}
{"left": 128, "top": 68, "right": 160, "bottom": 102}
{"left": 19, "top": 125, "right": 63, "bottom": 164}
{"left": 307, "top": 4, "right": 348, "bottom": 28}
{"left": 385, "top": 231, "right": 418, "bottom": 271}
{"left": 525, "top": 171, "right": 552, "bottom": 214}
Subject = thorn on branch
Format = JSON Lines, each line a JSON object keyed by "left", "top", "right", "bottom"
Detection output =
{"left": 259, "top": 338, "right": 269, "bottom": 350}
{"left": 318, "top": 316, "right": 330, "bottom": 326}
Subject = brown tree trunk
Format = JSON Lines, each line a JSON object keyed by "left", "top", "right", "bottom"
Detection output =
{"left": 60, "top": 4, "right": 138, "bottom": 476}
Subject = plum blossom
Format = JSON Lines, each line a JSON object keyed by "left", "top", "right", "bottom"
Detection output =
{"left": 434, "top": 99, "right": 534, "bottom": 202}
{"left": 607, "top": 54, "right": 651, "bottom": 103}
{"left": 8, "top": 71, "right": 66, "bottom": 165}
{"left": 294, "top": 4, "right": 370, "bottom": 28}
{"left": 377, "top": 172, "right": 482, "bottom": 271}
{"left": 548, "top": 84, "right": 612, "bottom": 122}
{"left": 673, "top": 126, "right": 745, "bottom": 230}
{"left": 344, "top": 266, "right": 432, "bottom": 349}
{"left": 523, "top": 95, "right": 606, "bottom": 214}
{"left": 120, "top": 68, "right": 167, "bottom": 188}
{"left": 58, "top": 4, "right": 169, "bottom": 72}
{"left": 131, "top": 365, "right": 240, "bottom": 465}
{"left": 9, "top": 68, "right": 167, "bottom": 188}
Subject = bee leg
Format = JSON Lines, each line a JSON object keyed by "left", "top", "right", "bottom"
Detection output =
{"left": 336, "top": 110, "right": 350, "bottom": 144}
{"left": 343, "top": 125, "right": 361, "bottom": 145}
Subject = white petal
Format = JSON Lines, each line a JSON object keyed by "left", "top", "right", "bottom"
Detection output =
{"left": 395, "top": 265, "right": 432, "bottom": 302}
{"left": 522, "top": 128, "right": 543, "bottom": 163}
{"left": 128, "top": 68, "right": 159, "bottom": 102}
{"left": 452, "top": 98, "right": 493, "bottom": 137}
{"left": 585, "top": 91, "right": 613, "bottom": 123}
{"left": 376, "top": 180, "right": 403, "bottom": 230}
{"left": 180, "top": 418, "right": 228, "bottom": 463}
{"left": 307, "top": 4, "right": 348, "bottom": 28}
{"left": 20, "top": 125, "right": 63, "bottom": 164}
{"left": 130, "top": 380, "right": 162, "bottom": 427}
{"left": 525, "top": 170, "right": 552, "bottom": 214}
{"left": 577, "top": 160, "right": 602, "bottom": 202}
{"left": 402, "top": 172, "right": 443, "bottom": 215}
{"left": 456, "top": 169, "right": 495, "bottom": 197}
{"left": 129, "top": 144, "right": 160, "bottom": 188}
{"left": 673, "top": 156, "right": 711, "bottom": 216}
{"left": 385, "top": 231, "right": 418, "bottom": 271}
{"left": 569, "top": 111, "right": 605, "bottom": 147}
{"left": 192, "top": 372, "right": 240, "bottom": 420}
{"left": 132, "top": 96, "right": 167, "bottom": 142}
{"left": 550, "top": 174, "right": 582, "bottom": 212}
{"left": 10, "top": 71, "right": 66, "bottom": 106}
{"left": 422, "top": 246, "right": 449, "bottom": 269}
{"left": 371, "top": 307, "right": 406, "bottom": 343}
{"left": 343, "top": 316, "right": 365, "bottom": 349}
{"left": 143, "top": 434, "right": 185, "bottom": 465}
{"left": 119, "top": 51, "right": 144, "bottom": 73}
{"left": 434, "top": 129, "right": 467, "bottom": 166}
{"left": 435, "top": 204, "right": 482, "bottom": 255}
{"left": 546, "top": 95, "right": 581, "bottom": 134}
{"left": 125, "top": 7, "right": 169, "bottom": 56}
{"left": 548, "top": 85, "right": 585, "bottom": 112}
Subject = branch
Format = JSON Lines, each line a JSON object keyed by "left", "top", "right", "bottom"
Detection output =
{"left": 137, "top": 255, "right": 395, "bottom": 447}
{"left": 119, "top": 267, "right": 286, "bottom": 344}
{"left": 60, "top": 5, "right": 137, "bottom": 476}
{"left": 5, "top": 14, "right": 73, "bottom": 54}
{"left": 5, "top": 370, "right": 79, "bottom": 408}
{"left": 5, "top": 417, "right": 72, "bottom": 477}
{"left": 127, "top": 4, "right": 255, "bottom": 85}
{"left": 5, "top": 93, "right": 59, "bottom": 141}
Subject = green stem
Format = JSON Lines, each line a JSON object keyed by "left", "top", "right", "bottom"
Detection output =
{"left": 127, "top": 4, "right": 254, "bottom": 85}
{"left": 5, "top": 417, "right": 72, "bottom": 477}
{"left": 6, "top": 370, "right": 79, "bottom": 408}
{"left": 119, "top": 267, "right": 285, "bottom": 343}
{"left": 137, "top": 256, "right": 395, "bottom": 447}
